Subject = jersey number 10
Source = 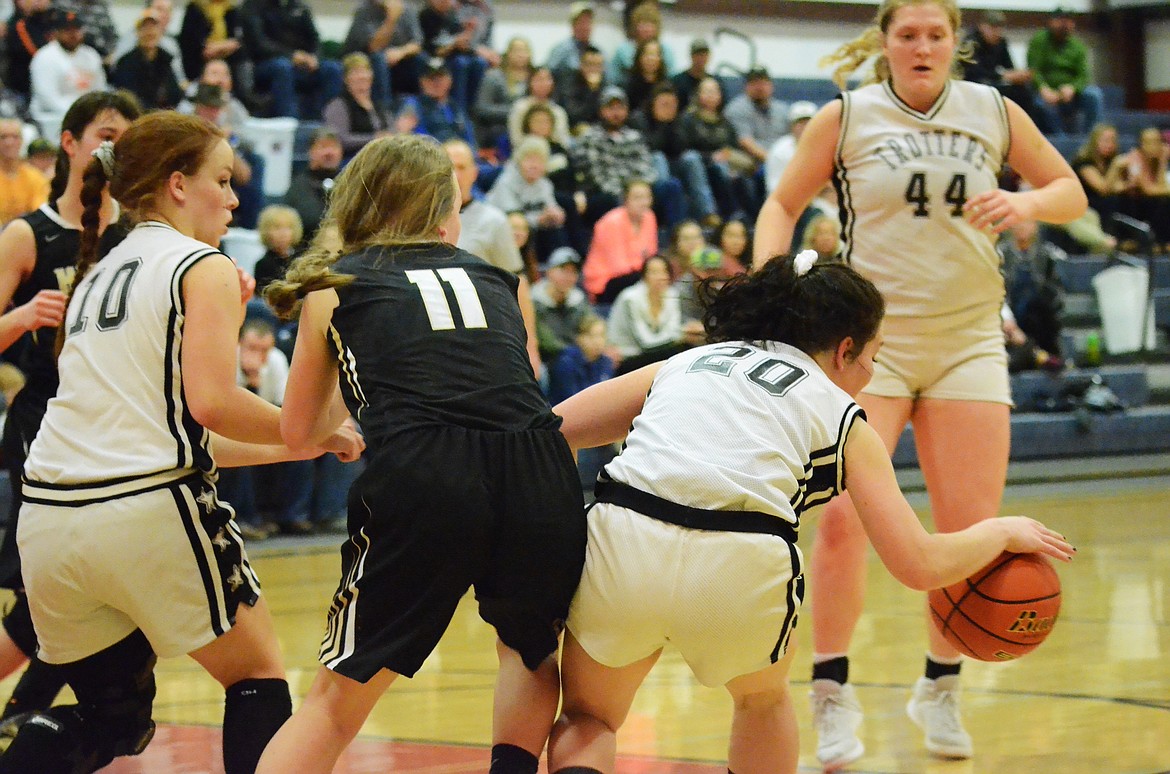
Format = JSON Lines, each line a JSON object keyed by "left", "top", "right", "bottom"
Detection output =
{"left": 66, "top": 258, "right": 143, "bottom": 336}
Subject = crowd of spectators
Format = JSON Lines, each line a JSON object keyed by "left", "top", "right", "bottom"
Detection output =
{"left": 0, "top": 0, "right": 1165, "bottom": 495}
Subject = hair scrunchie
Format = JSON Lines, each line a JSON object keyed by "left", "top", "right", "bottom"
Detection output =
{"left": 793, "top": 249, "right": 818, "bottom": 277}
{"left": 91, "top": 140, "right": 116, "bottom": 177}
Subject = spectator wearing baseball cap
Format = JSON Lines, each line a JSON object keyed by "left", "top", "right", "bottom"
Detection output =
{"left": 764, "top": 100, "right": 818, "bottom": 193}
{"left": 1026, "top": 6, "right": 1104, "bottom": 134}
{"left": 532, "top": 246, "right": 591, "bottom": 364}
{"left": 399, "top": 56, "right": 476, "bottom": 147}
{"left": 55, "top": 0, "right": 120, "bottom": 63}
{"left": 110, "top": 9, "right": 184, "bottom": 111}
{"left": 671, "top": 37, "right": 713, "bottom": 109}
{"left": 112, "top": 0, "right": 189, "bottom": 97}
{"left": 546, "top": 1, "right": 605, "bottom": 77}
{"left": 29, "top": 9, "right": 107, "bottom": 140}
{"left": 962, "top": 9, "right": 1040, "bottom": 125}
{"left": 723, "top": 63, "right": 787, "bottom": 209}
{"left": 185, "top": 81, "right": 267, "bottom": 230}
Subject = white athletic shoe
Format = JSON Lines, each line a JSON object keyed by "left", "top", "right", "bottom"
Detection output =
{"left": 906, "top": 675, "right": 974, "bottom": 759}
{"left": 810, "top": 679, "right": 865, "bottom": 770}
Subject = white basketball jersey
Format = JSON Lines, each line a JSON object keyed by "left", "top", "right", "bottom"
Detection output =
{"left": 25, "top": 222, "right": 221, "bottom": 497}
{"left": 835, "top": 80, "right": 1009, "bottom": 318}
{"left": 603, "top": 341, "right": 864, "bottom": 530}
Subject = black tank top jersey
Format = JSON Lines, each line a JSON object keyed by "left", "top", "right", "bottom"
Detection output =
{"left": 330, "top": 243, "right": 559, "bottom": 445}
{"left": 11, "top": 204, "right": 127, "bottom": 396}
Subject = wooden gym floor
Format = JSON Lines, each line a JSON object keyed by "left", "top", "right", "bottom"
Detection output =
{"left": 7, "top": 476, "right": 1167, "bottom": 773}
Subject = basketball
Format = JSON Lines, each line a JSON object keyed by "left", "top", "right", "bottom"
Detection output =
{"left": 928, "top": 552, "right": 1062, "bottom": 662}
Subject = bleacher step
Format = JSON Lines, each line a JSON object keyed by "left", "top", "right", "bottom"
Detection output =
{"left": 1011, "top": 365, "right": 1150, "bottom": 409}
{"left": 892, "top": 405, "right": 1170, "bottom": 467}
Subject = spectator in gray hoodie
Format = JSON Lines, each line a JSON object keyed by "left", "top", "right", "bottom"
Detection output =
{"left": 486, "top": 134, "right": 570, "bottom": 262}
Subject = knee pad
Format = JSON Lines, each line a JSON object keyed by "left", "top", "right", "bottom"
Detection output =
{"left": 60, "top": 630, "right": 158, "bottom": 768}
{"left": 0, "top": 705, "right": 92, "bottom": 774}
{"left": 2, "top": 591, "right": 38, "bottom": 658}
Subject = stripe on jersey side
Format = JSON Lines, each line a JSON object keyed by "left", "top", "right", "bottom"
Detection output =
{"left": 329, "top": 324, "right": 369, "bottom": 421}
{"left": 834, "top": 93, "right": 855, "bottom": 266}
{"left": 165, "top": 248, "right": 220, "bottom": 472}
{"left": 771, "top": 539, "right": 805, "bottom": 663}
{"left": 173, "top": 484, "right": 231, "bottom": 637}
{"left": 789, "top": 403, "right": 864, "bottom": 518}
{"left": 992, "top": 87, "right": 1011, "bottom": 165}
{"left": 319, "top": 496, "right": 374, "bottom": 669}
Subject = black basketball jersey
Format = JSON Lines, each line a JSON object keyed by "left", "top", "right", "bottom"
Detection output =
{"left": 11, "top": 204, "right": 127, "bottom": 397}
{"left": 11, "top": 204, "right": 79, "bottom": 394}
{"left": 330, "top": 243, "right": 559, "bottom": 445}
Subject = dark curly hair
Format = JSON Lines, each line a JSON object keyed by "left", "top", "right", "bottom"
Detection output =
{"left": 701, "top": 254, "right": 884, "bottom": 358}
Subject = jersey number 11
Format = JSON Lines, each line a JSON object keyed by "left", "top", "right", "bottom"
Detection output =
{"left": 406, "top": 268, "right": 488, "bottom": 331}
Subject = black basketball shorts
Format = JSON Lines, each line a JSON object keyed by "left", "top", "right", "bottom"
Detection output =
{"left": 317, "top": 425, "right": 586, "bottom": 682}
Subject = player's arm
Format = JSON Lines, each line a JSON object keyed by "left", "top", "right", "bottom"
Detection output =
{"left": 208, "top": 432, "right": 321, "bottom": 468}
{"left": 553, "top": 363, "right": 662, "bottom": 450}
{"left": 843, "top": 419, "right": 1074, "bottom": 591}
{"left": 182, "top": 253, "right": 284, "bottom": 444}
{"left": 0, "top": 220, "right": 64, "bottom": 353}
{"left": 752, "top": 100, "right": 840, "bottom": 269}
{"left": 516, "top": 274, "right": 542, "bottom": 377}
{"left": 281, "top": 288, "right": 354, "bottom": 452}
{"left": 965, "top": 99, "right": 1087, "bottom": 233}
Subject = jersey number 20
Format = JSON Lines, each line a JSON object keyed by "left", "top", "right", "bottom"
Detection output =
{"left": 406, "top": 268, "right": 487, "bottom": 331}
{"left": 688, "top": 346, "right": 807, "bottom": 397}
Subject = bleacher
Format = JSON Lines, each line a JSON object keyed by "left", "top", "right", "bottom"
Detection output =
{"left": 218, "top": 73, "right": 1170, "bottom": 471}
{"left": 891, "top": 250, "right": 1170, "bottom": 468}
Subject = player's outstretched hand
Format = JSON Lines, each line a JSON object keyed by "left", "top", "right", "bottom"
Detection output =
{"left": 323, "top": 417, "right": 365, "bottom": 462}
{"left": 236, "top": 266, "right": 257, "bottom": 306}
{"left": 20, "top": 289, "right": 67, "bottom": 331}
{"left": 998, "top": 516, "right": 1076, "bottom": 562}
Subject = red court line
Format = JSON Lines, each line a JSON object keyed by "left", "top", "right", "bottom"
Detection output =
{"left": 102, "top": 724, "right": 725, "bottom": 773}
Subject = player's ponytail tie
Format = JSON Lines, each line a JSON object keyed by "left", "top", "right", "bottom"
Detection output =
{"left": 793, "top": 249, "right": 818, "bottom": 277}
{"left": 92, "top": 140, "right": 116, "bottom": 177}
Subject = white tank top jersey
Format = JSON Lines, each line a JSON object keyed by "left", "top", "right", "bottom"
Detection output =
{"left": 603, "top": 341, "right": 865, "bottom": 530}
{"left": 25, "top": 222, "right": 222, "bottom": 498}
{"left": 835, "top": 79, "right": 1010, "bottom": 319}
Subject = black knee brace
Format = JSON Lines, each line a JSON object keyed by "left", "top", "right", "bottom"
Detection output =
{"left": 65, "top": 629, "right": 158, "bottom": 766}
{"left": 0, "top": 630, "right": 159, "bottom": 773}
{"left": 0, "top": 704, "right": 89, "bottom": 773}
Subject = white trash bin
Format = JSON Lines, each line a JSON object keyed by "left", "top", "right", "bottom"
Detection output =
{"left": 1091, "top": 264, "right": 1156, "bottom": 354}
{"left": 220, "top": 227, "right": 266, "bottom": 277}
{"left": 239, "top": 117, "right": 297, "bottom": 198}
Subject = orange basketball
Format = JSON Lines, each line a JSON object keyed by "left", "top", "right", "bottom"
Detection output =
{"left": 928, "top": 552, "right": 1062, "bottom": 662}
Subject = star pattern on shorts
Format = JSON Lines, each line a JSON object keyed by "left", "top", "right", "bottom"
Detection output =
{"left": 196, "top": 489, "right": 217, "bottom": 513}
{"left": 226, "top": 565, "right": 243, "bottom": 592}
{"left": 212, "top": 529, "right": 231, "bottom": 552}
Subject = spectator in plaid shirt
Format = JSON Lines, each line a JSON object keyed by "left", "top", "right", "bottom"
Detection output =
{"left": 571, "top": 84, "right": 684, "bottom": 232}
